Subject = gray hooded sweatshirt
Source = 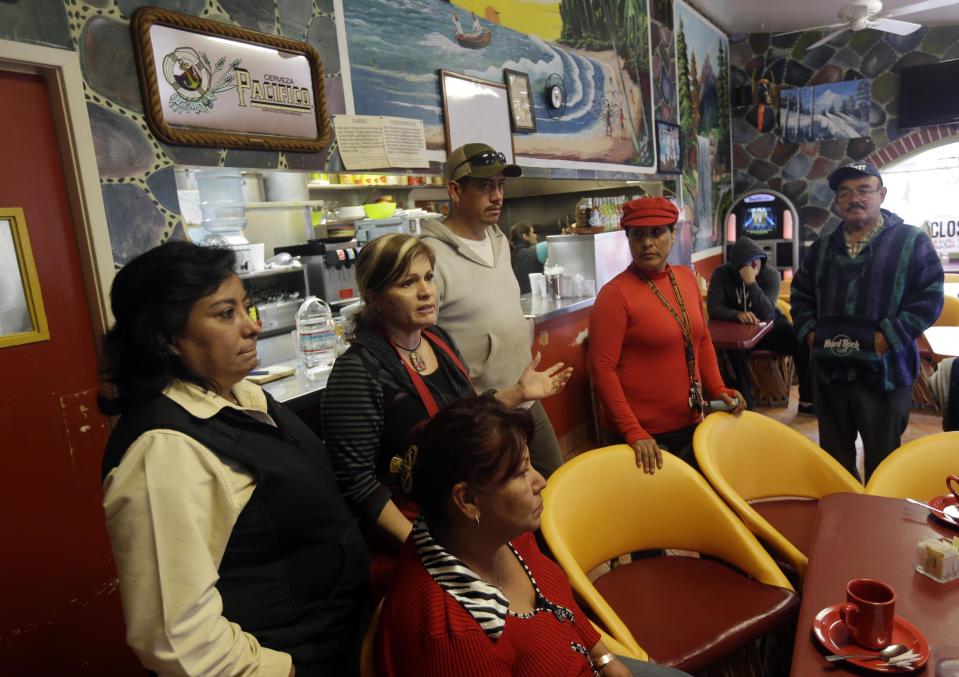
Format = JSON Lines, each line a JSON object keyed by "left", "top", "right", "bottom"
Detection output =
{"left": 706, "top": 237, "right": 782, "bottom": 322}
{"left": 420, "top": 218, "right": 532, "bottom": 393}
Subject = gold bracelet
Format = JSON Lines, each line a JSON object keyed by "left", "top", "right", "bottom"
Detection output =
{"left": 593, "top": 652, "right": 616, "bottom": 669}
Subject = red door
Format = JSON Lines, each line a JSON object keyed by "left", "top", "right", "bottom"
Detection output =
{"left": 0, "top": 72, "right": 137, "bottom": 672}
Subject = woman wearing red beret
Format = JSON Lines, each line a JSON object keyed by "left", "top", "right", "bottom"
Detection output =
{"left": 588, "top": 197, "right": 744, "bottom": 474}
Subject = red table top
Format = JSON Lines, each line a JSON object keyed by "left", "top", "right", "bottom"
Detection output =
{"left": 707, "top": 319, "right": 775, "bottom": 350}
{"left": 791, "top": 493, "right": 959, "bottom": 675}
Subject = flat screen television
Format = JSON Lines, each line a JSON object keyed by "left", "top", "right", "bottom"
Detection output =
{"left": 898, "top": 59, "right": 959, "bottom": 130}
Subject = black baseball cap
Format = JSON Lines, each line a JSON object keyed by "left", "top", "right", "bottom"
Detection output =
{"left": 443, "top": 143, "right": 522, "bottom": 182}
{"left": 828, "top": 161, "right": 883, "bottom": 191}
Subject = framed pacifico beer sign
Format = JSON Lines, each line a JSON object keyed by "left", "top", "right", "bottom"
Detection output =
{"left": 131, "top": 7, "right": 329, "bottom": 151}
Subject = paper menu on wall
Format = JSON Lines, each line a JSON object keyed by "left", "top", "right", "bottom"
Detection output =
{"left": 333, "top": 115, "right": 429, "bottom": 170}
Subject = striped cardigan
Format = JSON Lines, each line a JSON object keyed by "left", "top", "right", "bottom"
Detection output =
{"left": 321, "top": 325, "right": 474, "bottom": 523}
{"left": 790, "top": 209, "right": 943, "bottom": 390}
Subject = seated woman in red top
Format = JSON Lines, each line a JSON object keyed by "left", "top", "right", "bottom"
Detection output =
{"left": 588, "top": 197, "right": 744, "bottom": 474}
{"left": 375, "top": 397, "right": 688, "bottom": 676}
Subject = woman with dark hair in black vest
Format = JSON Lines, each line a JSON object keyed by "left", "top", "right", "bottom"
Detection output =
{"left": 99, "top": 241, "right": 368, "bottom": 677}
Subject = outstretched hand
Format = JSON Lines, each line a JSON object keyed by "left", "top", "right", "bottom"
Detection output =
{"left": 518, "top": 352, "right": 573, "bottom": 401}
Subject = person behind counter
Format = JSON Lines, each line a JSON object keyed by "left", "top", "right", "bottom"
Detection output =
{"left": 99, "top": 242, "right": 369, "bottom": 676}
{"left": 376, "top": 396, "right": 690, "bottom": 677}
{"left": 509, "top": 221, "right": 547, "bottom": 294}
{"left": 588, "top": 197, "right": 744, "bottom": 474}
{"left": 420, "top": 143, "right": 565, "bottom": 478}
{"left": 322, "top": 233, "right": 571, "bottom": 596}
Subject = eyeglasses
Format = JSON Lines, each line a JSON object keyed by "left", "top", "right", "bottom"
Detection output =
{"left": 449, "top": 150, "right": 506, "bottom": 178}
{"left": 836, "top": 187, "right": 880, "bottom": 201}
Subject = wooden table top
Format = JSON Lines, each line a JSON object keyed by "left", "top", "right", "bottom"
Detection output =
{"left": 791, "top": 493, "right": 959, "bottom": 676}
{"left": 707, "top": 319, "right": 775, "bottom": 350}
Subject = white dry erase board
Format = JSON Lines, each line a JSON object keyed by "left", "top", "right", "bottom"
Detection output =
{"left": 440, "top": 69, "right": 515, "bottom": 164}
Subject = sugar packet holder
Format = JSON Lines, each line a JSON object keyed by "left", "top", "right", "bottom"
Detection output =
{"left": 915, "top": 535, "right": 959, "bottom": 582}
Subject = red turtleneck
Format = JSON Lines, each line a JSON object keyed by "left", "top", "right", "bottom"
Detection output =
{"left": 588, "top": 264, "right": 732, "bottom": 443}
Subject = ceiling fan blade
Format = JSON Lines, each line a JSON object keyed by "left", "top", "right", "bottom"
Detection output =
{"left": 807, "top": 28, "right": 849, "bottom": 49}
{"left": 869, "top": 17, "right": 923, "bottom": 34}
{"left": 773, "top": 22, "right": 846, "bottom": 37}
{"left": 880, "top": 0, "right": 959, "bottom": 19}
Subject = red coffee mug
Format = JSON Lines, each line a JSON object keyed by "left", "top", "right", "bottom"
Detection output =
{"left": 948, "top": 475, "right": 959, "bottom": 504}
{"left": 839, "top": 579, "right": 896, "bottom": 650}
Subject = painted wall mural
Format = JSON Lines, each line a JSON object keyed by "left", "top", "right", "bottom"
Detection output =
{"left": 674, "top": 0, "right": 731, "bottom": 254}
{"left": 0, "top": 0, "right": 734, "bottom": 268}
{"left": 341, "top": 0, "right": 656, "bottom": 171}
{"left": 779, "top": 79, "right": 871, "bottom": 143}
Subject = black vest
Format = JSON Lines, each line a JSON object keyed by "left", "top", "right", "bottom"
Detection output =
{"left": 102, "top": 390, "right": 369, "bottom": 673}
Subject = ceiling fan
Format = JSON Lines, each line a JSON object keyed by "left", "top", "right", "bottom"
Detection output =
{"left": 776, "top": 0, "right": 959, "bottom": 50}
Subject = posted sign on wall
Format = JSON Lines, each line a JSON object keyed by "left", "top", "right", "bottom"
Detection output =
{"left": 133, "top": 8, "right": 329, "bottom": 151}
{"left": 927, "top": 217, "right": 959, "bottom": 254}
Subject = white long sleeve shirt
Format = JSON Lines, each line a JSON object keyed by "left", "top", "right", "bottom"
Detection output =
{"left": 102, "top": 379, "right": 292, "bottom": 677}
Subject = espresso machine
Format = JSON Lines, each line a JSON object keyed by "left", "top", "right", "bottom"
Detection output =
{"left": 274, "top": 239, "right": 361, "bottom": 307}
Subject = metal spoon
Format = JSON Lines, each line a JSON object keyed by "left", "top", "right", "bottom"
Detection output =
{"left": 824, "top": 644, "right": 910, "bottom": 663}
{"left": 906, "top": 497, "right": 950, "bottom": 517}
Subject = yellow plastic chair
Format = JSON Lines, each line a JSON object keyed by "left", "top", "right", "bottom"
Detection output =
{"left": 778, "top": 277, "right": 792, "bottom": 301}
{"left": 540, "top": 445, "right": 795, "bottom": 669}
{"left": 934, "top": 294, "right": 959, "bottom": 327}
{"left": 694, "top": 412, "right": 863, "bottom": 579}
{"left": 775, "top": 297, "right": 792, "bottom": 323}
{"left": 864, "top": 432, "right": 959, "bottom": 501}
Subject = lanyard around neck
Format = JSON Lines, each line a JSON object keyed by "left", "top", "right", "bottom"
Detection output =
{"left": 635, "top": 267, "right": 697, "bottom": 381}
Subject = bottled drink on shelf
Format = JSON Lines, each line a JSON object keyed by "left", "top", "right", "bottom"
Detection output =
{"left": 575, "top": 197, "right": 593, "bottom": 228}
{"left": 295, "top": 296, "right": 335, "bottom": 377}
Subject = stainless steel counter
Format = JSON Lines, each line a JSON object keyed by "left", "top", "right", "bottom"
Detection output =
{"left": 260, "top": 358, "right": 330, "bottom": 408}
{"left": 520, "top": 293, "right": 596, "bottom": 323}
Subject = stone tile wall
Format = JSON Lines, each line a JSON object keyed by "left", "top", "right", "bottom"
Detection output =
{"left": 730, "top": 27, "right": 959, "bottom": 237}
{"left": 0, "top": 0, "right": 343, "bottom": 266}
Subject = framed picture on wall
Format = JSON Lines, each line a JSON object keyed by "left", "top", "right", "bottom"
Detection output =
{"left": 503, "top": 69, "right": 536, "bottom": 132}
{"left": 440, "top": 69, "right": 515, "bottom": 163}
{"left": 656, "top": 120, "right": 682, "bottom": 174}
{"left": 0, "top": 207, "right": 49, "bottom": 349}
{"left": 130, "top": 7, "right": 329, "bottom": 151}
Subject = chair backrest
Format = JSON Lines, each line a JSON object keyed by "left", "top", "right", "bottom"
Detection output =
{"left": 864, "top": 432, "right": 959, "bottom": 501}
{"left": 775, "top": 297, "right": 792, "bottom": 323}
{"left": 695, "top": 411, "right": 863, "bottom": 500}
{"left": 778, "top": 276, "right": 792, "bottom": 299}
{"left": 935, "top": 295, "right": 959, "bottom": 327}
{"left": 359, "top": 599, "right": 383, "bottom": 677}
{"left": 540, "top": 445, "right": 792, "bottom": 656}
{"left": 694, "top": 411, "right": 862, "bottom": 576}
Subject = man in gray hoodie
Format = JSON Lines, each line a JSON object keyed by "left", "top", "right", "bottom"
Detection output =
{"left": 420, "top": 143, "right": 563, "bottom": 477}
{"left": 707, "top": 236, "right": 813, "bottom": 413}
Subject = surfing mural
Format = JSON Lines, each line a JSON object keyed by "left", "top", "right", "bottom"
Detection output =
{"left": 340, "top": 0, "right": 656, "bottom": 171}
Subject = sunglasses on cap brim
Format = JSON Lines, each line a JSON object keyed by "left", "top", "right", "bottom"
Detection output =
{"left": 450, "top": 150, "right": 508, "bottom": 178}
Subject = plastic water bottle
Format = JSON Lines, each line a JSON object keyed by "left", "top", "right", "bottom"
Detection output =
{"left": 295, "top": 296, "right": 335, "bottom": 376}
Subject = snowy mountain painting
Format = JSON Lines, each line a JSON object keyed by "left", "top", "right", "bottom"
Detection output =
{"left": 779, "top": 79, "right": 871, "bottom": 144}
